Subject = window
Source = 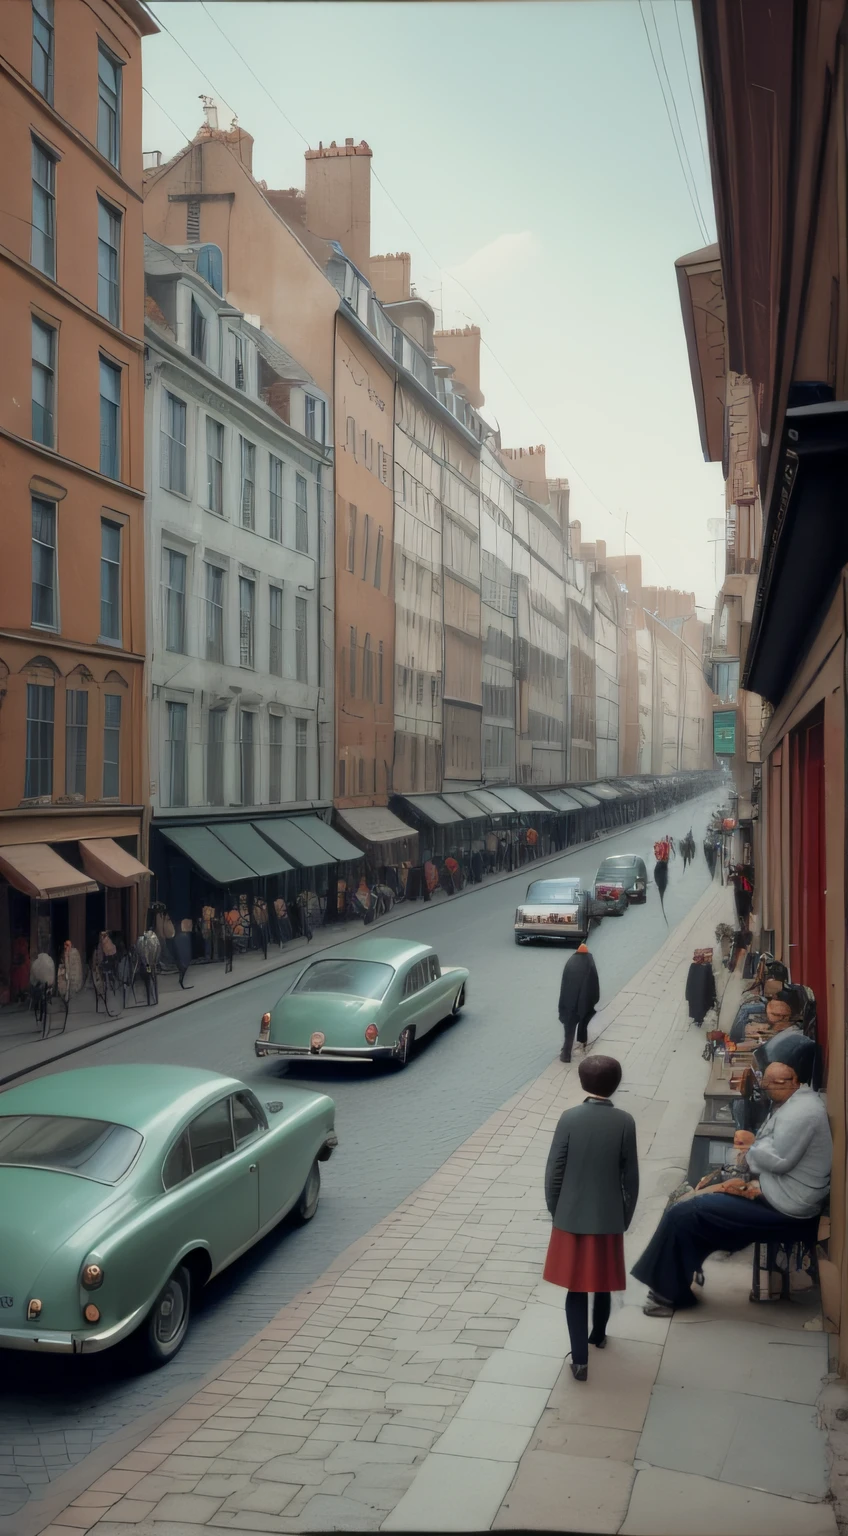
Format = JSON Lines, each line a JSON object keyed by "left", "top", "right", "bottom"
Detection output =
{"left": 362, "top": 514, "right": 370, "bottom": 580}
{"left": 31, "top": 317, "right": 56, "bottom": 447}
{"left": 416, "top": 672, "right": 424, "bottom": 706}
{"left": 31, "top": 138, "right": 56, "bottom": 278}
{"left": 205, "top": 563, "right": 224, "bottom": 662}
{"left": 99, "top": 357, "right": 121, "bottom": 479}
{"left": 346, "top": 503, "right": 357, "bottom": 572}
{"left": 403, "top": 962, "right": 426, "bottom": 998}
{"left": 378, "top": 640, "right": 384, "bottom": 705}
{"left": 294, "top": 959, "right": 393, "bottom": 999}
{"left": 232, "top": 1092, "right": 264, "bottom": 1145}
{"left": 196, "top": 244, "right": 223, "bottom": 296}
{"left": 99, "top": 519, "right": 121, "bottom": 642}
{"left": 239, "top": 710, "right": 255, "bottom": 804}
{"left": 269, "top": 455, "right": 282, "bottom": 541}
{"left": 363, "top": 429, "right": 372, "bottom": 471}
{"left": 269, "top": 585, "right": 283, "bottom": 677}
{"left": 163, "top": 548, "right": 186, "bottom": 654}
{"left": 363, "top": 634, "right": 373, "bottom": 700}
{"left": 166, "top": 700, "right": 187, "bottom": 806}
{"left": 190, "top": 297, "right": 207, "bottom": 363}
{"left": 240, "top": 437, "right": 255, "bottom": 529}
{"left": 97, "top": 42, "right": 122, "bottom": 167}
{"left": 32, "top": 0, "right": 54, "bottom": 102}
{"left": 163, "top": 1132, "right": 191, "bottom": 1190}
{"left": 65, "top": 689, "right": 88, "bottom": 797}
{"left": 31, "top": 498, "right": 56, "bottom": 628}
{"left": 25, "top": 682, "right": 53, "bottom": 798}
{"left": 102, "top": 693, "right": 121, "bottom": 796}
{"left": 295, "top": 473, "right": 308, "bottom": 553}
{"left": 160, "top": 391, "right": 186, "bottom": 494}
{"left": 206, "top": 707, "right": 225, "bottom": 803}
{"left": 97, "top": 198, "right": 121, "bottom": 326}
{"left": 239, "top": 576, "right": 254, "bottom": 668}
{"left": 305, "top": 394, "right": 321, "bottom": 441}
{"left": 358, "top": 757, "right": 365, "bottom": 793}
{"left": 374, "top": 527, "right": 384, "bottom": 591}
{"left": 206, "top": 417, "right": 223, "bottom": 513}
{"left": 233, "top": 332, "right": 246, "bottom": 391}
{"left": 713, "top": 660, "right": 740, "bottom": 703}
{"left": 338, "top": 758, "right": 346, "bottom": 796}
{"left": 188, "top": 1100, "right": 234, "bottom": 1172}
{"left": 295, "top": 596, "right": 307, "bottom": 683}
{"left": 295, "top": 718, "right": 307, "bottom": 800}
{"left": 346, "top": 415, "right": 356, "bottom": 454}
{"left": 269, "top": 713, "right": 282, "bottom": 802}
{"left": 349, "top": 625, "right": 357, "bottom": 696}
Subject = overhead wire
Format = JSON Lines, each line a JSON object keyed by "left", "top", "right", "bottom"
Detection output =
{"left": 673, "top": 0, "right": 711, "bottom": 183}
{"left": 648, "top": 1, "right": 712, "bottom": 238}
{"left": 638, "top": 0, "right": 710, "bottom": 245}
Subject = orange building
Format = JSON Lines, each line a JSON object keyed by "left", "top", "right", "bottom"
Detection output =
{"left": 0, "top": 0, "right": 154, "bottom": 993}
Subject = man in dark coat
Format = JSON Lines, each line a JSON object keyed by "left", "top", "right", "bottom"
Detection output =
{"left": 558, "top": 943, "right": 600, "bottom": 1063}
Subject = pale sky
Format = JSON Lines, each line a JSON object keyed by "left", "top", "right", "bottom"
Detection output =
{"left": 141, "top": 1, "right": 724, "bottom": 609}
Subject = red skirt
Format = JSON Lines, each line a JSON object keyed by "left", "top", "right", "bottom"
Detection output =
{"left": 543, "top": 1228, "right": 626, "bottom": 1292}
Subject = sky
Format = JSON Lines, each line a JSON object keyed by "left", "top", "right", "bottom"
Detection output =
{"left": 140, "top": 1, "right": 725, "bottom": 610}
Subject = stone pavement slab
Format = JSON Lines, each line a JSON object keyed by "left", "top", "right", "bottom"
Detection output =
{"left": 493, "top": 1448, "right": 635, "bottom": 1533}
{"left": 620, "top": 1467, "right": 838, "bottom": 1536}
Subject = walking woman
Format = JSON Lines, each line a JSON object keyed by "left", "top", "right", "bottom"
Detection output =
{"left": 543, "top": 1055, "right": 639, "bottom": 1381}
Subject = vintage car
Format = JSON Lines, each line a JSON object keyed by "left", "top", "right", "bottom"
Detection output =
{"left": 514, "top": 877, "right": 591, "bottom": 945}
{"left": 0, "top": 1065, "right": 336, "bottom": 1366}
{"left": 593, "top": 854, "right": 648, "bottom": 911}
{"left": 256, "top": 938, "right": 469, "bottom": 1069}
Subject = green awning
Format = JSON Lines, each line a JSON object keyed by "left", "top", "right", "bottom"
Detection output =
{"left": 493, "top": 786, "right": 552, "bottom": 813}
{"left": 212, "top": 822, "right": 293, "bottom": 875}
{"left": 259, "top": 817, "right": 340, "bottom": 868}
{"left": 288, "top": 815, "right": 362, "bottom": 863}
{"left": 403, "top": 795, "right": 463, "bottom": 826}
{"left": 160, "top": 825, "right": 255, "bottom": 886}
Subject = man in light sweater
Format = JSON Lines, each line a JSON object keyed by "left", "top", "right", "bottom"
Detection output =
{"left": 633, "top": 1063, "right": 831, "bottom": 1315}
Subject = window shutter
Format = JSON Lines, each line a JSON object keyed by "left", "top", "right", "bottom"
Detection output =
{"left": 187, "top": 198, "right": 200, "bottom": 242}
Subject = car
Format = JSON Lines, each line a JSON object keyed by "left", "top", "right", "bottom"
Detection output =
{"left": 256, "top": 938, "right": 469, "bottom": 1069}
{"left": 514, "top": 877, "right": 591, "bottom": 945}
{"left": 0, "top": 1065, "right": 336, "bottom": 1366}
{"left": 593, "top": 854, "right": 648, "bottom": 910}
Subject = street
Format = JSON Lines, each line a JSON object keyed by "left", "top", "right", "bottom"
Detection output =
{"left": 0, "top": 795, "right": 717, "bottom": 1516}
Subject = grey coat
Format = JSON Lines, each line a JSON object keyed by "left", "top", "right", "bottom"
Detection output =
{"left": 545, "top": 1099, "right": 639, "bottom": 1236}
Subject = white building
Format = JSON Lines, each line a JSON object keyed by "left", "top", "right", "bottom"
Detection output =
{"left": 143, "top": 238, "right": 335, "bottom": 911}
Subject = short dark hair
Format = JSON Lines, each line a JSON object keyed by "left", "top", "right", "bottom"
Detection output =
{"left": 578, "top": 1055, "right": 622, "bottom": 1097}
{"left": 766, "top": 961, "right": 789, "bottom": 983}
{"left": 774, "top": 988, "right": 798, "bottom": 1012}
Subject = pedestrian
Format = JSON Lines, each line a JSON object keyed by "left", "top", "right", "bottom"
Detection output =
{"left": 557, "top": 942, "right": 600, "bottom": 1063}
{"left": 543, "top": 1054, "right": 639, "bottom": 1381}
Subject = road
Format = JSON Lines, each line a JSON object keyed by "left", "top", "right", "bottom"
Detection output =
{"left": 0, "top": 793, "right": 721, "bottom": 1516}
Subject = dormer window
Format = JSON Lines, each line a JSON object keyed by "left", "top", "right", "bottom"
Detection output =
{"left": 196, "top": 243, "right": 223, "bottom": 296}
{"left": 190, "top": 298, "right": 207, "bottom": 363}
{"left": 233, "top": 332, "right": 246, "bottom": 392}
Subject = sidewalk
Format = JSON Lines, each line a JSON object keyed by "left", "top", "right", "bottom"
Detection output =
{"left": 17, "top": 882, "right": 837, "bottom": 1536}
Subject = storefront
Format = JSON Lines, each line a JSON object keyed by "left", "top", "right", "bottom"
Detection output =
{"left": 333, "top": 806, "right": 419, "bottom": 900}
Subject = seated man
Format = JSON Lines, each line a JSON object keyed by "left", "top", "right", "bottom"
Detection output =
{"left": 633, "top": 1062, "right": 831, "bottom": 1316}
{"left": 729, "top": 974, "right": 791, "bottom": 1042}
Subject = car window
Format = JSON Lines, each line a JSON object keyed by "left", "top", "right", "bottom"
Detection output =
{"left": 163, "top": 1130, "right": 192, "bottom": 1190}
{"left": 526, "top": 881, "right": 581, "bottom": 903}
{"left": 403, "top": 963, "right": 421, "bottom": 998}
{"left": 599, "top": 857, "right": 635, "bottom": 871}
{"left": 188, "top": 1099, "right": 235, "bottom": 1172}
{"left": 0, "top": 1115, "right": 142, "bottom": 1184}
{"left": 232, "top": 1092, "right": 265, "bottom": 1145}
{"left": 429, "top": 956, "right": 441, "bottom": 981}
{"left": 292, "top": 959, "right": 394, "bottom": 1000}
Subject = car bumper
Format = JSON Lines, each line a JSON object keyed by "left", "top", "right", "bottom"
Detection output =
{"left": 255, "top": 1040, "right": 394, "bottom": 1062}
{"left": 514, "top": 924, "right": 587, "bottom": 940}
{"left": 0, "top": 1304, "right": 148, "bottom": 1355}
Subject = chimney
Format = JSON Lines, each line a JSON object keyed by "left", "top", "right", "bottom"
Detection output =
{"left": 304, "top": 138, "right": 372, "bottom": 276}
{"left": 500, "top": 445, "right": 549, "bottom": 503}
{"left": 370, "top": 252, "right": 411, "bottom": 303}
{"left": 434, "top": 325, "right": 483, "bottom": 408}
{"left": 200, "top": 95, "right": 218, "bottom": 131}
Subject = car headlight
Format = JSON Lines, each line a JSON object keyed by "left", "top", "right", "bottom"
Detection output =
{"left": 81, "top": 1263, "right": 104, "bottom": 1290}
{"left": 259, "top": 1012, "right": 271, "bottom": 1040}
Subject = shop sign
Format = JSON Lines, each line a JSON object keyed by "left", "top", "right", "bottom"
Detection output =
{"left": 714, "top": 709, "right": 737, "bottom": 755}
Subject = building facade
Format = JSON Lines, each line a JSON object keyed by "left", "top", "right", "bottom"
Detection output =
{"left": 0, "top": 0, "right": 154, "bottom": 992}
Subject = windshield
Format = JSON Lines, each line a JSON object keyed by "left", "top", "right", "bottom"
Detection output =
{"left": 0, "top": 1115, "right": 143, "bottom": 1184}
{"left": 526, "top": 881, "right": 581, "bottom": 904}
{"left": 293, "top": 959, "right": 394, "bottom": 1000}
{"left": 598, "top": 858, "right": 637, "bottom": 875}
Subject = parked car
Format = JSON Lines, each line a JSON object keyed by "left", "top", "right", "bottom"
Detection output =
{"left": 0, "top": 1065, "right": 336, "bottom": 1366}
{"left": 256, "top": 938, "right": 469, "bottom": 1069}
{"left": 514, "top": 877, "right": 591, "bottom": 945}
{"left": 593, "top": 854, "right": 648, "bottom": 911}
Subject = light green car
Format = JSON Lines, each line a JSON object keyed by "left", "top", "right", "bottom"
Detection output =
{"left": 0, "top": 1065, "right": 337, "bottom": 1366}
{"left": 256, "top": 937, "right": 469, "bottom": 1068}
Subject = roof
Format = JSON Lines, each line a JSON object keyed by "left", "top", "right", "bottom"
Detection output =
{"left": 0, "top": 1066, "right": 239, "bottom": 1133}
{"left": 299, "top": 938, "right": 432, "bottom": 967}
{"left": 242, "top": 321, "right": 319, "bottom": 391}
{"left": 400, "top": 795, "right": 463, "bottom": 826}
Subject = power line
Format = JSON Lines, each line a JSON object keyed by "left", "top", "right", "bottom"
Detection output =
{"left": 142, "top": 85, "right": 194, "bottom": 144}
{"left": 648, "top": 1, "right": 712, "bottom": 238}
{"left": 638, "top": 0, "right": 710, "bottom": 244}
{"left": 198, "top": 2, "right": 309, "bottom": 149}
{"left": 673, "top": 0, "right": 711, "bottom": 183}
{"left": 145, "top": 4, "right": 238, "bottom": 123}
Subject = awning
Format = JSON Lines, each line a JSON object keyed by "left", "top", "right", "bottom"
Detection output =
{"left": 160, "top": 826, "right": 255, "bottom": 886}
{"left": 79, "top": 838, "right": 151, "bottom": 888}
{"left": 259, "top": 817, "right": 339, "bottom": 868}
{"left": 464, "top": 789, "right": 516, "bottom": 816}
{"left": 493, "top": 786, "right": 553, "bottom": 814}
{"left": 534, "top": 790, "right": 584, "bottom": 814}
{"left": 586, "top": 783, "right": 621, "bottom": 801}
{"left": 214, "top": 822, "right": 293, "bottom": 876}
{"left": 288, "top": 816, "right": 362, "bottom": 863}
{"left": 402, "top": 795, "right": 463, "bottom": 826}
{"left": 335, "top": 808, "right": 419, "bottom": 866}
{"left": 567, "top": 788, "right": 601, "bottom": 808}
{"left": 441, "top": 792, "right": 489, "bottom": 819}
{"left": 0, "top": 843, "right": 99, "bottom": 901}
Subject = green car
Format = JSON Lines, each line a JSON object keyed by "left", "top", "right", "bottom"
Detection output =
{"left": 0, "top": 1065, "right": 337, "bottom": 1366}
{"left": 256, "top": 937, "right": 469, "bottom": 1068}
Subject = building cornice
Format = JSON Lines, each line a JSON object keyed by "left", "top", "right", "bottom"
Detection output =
{"left": 0, "top": 426, "right": 145, "bottom": 500}
{"left": 0, "top": 629, "right": 144, "bottom": 663}
{"left": 337, "top": 307, "right": 482, "bottom": 455}
{"left": 0, "top": 242, "right": 145, "bottom": 352}
{"left": 0, "top": 60, "right": 144, "bottom": 204}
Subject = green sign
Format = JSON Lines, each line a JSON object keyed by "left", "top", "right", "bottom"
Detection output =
{"left": 714, "top": 710, "right": 737, "bottom": 755}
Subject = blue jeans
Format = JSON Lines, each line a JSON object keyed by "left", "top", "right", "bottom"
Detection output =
{"left": 631, "top": 1194, "right": 820, "bottom": 1308}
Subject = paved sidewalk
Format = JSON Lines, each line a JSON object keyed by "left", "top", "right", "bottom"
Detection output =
{"left": 17, "top": 881, "right": 836, "bottom": 1536}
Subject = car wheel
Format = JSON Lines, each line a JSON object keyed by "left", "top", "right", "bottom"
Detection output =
{"left": 452, "top": 984, "right": 466, "bottom": 1019}
{"left": 140, "top": 1264, "right": 191, "bottom": 1368}
{"left": 392, "top": 1025, "right": 415, "bottom": 1068}
{"left": 296, "top": 1159, "right": 321, "bottom": 1222}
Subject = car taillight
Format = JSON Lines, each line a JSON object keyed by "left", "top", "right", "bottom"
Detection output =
{"left": 365, "top": 1024, "right": 379, "bottom": 1045}
{"left": 81, "top": 1263, "right": 103, "bottom": 1290}
{"left": 259, "top": 1012, "right": 271, "bottom": 1040}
